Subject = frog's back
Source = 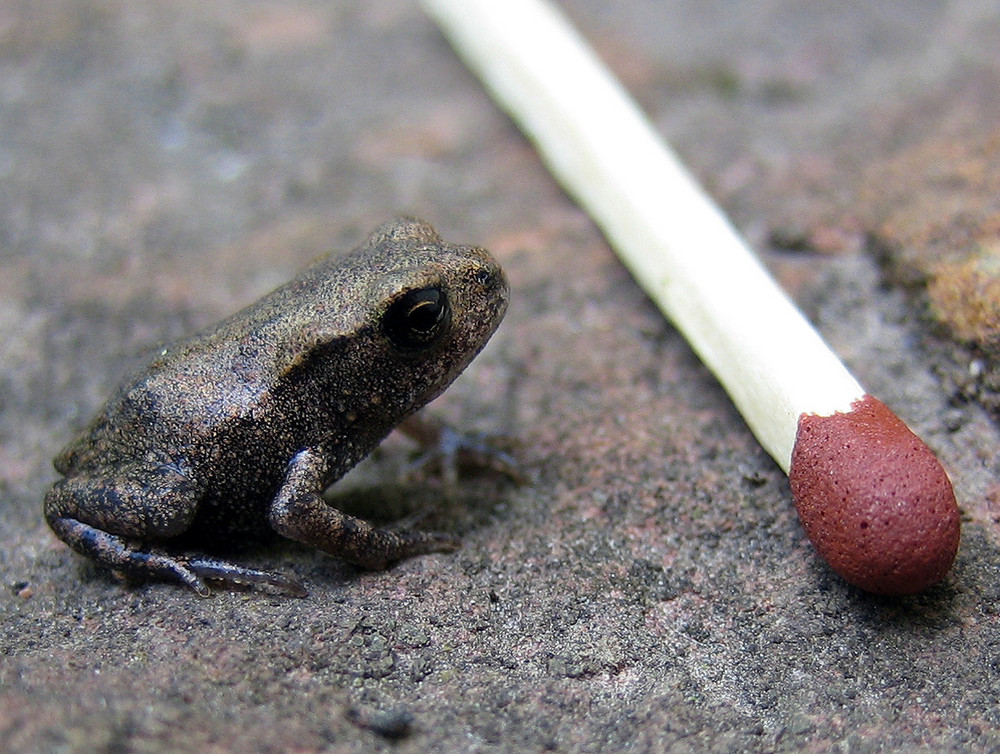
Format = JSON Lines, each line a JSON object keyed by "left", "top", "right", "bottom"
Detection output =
{"left": 52, "top": 349, "right": 259, "bottom": 474}
{"left": 54, "top": 249, "right": 367, "bottom": 475}
{"left": 53, "top": 217, "right": 505, "bottom": 478}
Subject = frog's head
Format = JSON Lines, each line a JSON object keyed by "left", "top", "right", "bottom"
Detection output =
{"left": 273, "top": 218, "right": 508, "bottom": 441}
{"left": 357, "top": 218, "right": 509, "bottom": 414}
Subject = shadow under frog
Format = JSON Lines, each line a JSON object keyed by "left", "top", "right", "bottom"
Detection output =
{"left": 44, "top": 218, "right": 509, "bottom": 596}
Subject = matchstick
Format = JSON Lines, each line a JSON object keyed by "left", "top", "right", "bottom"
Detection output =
{"left": 422, "top": 0, "right": 961, "bottom": 594}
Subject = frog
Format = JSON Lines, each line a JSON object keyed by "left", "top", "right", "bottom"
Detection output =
{"left": 44, "top": 218, "right": 509, "bottom": 597}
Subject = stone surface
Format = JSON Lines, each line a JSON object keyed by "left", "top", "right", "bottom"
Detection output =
{"left": 3, "top": 1, "right": 1000, "bottom": 751}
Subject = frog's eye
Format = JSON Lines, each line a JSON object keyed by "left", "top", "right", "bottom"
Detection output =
{"left": 384, "top": 286, "right": 451, "bottom": 351}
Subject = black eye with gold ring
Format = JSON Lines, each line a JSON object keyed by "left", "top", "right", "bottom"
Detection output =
{"left": 384, "top": 287, "right": 451, "bottom": 351}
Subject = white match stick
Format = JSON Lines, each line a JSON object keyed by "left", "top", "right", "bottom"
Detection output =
{"left": 423, "top": 0, "right": 960, "bottom": 594}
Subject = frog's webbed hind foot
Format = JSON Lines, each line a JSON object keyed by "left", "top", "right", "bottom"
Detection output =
{"left": 184, "top": 555, "right": 307, "bottom": 597}
{"left": 47, "top": 516, "right": 305, "bottom": 597}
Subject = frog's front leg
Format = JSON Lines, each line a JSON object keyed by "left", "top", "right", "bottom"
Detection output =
{"left": 269, "top": 447, "right": 460, "bottom": 569}
{"left": 397, "top": 414, "right": 522, "bottom": 493}
{"left": 43, "top": 463, "right": 214, "bottom": 594}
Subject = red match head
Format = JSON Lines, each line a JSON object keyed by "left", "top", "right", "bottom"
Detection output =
{"left": 789, "top": 395, "right": 961, "bottom": 595}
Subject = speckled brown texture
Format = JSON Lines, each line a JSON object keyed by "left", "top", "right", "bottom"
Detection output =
{"left": 790, "top": 395, "right": 961, "bottom": 595}
{"left": 43, "top": 218, "right": 507, "bottom": 595}
{"left": 5, "top": 1, "right": 1000, "bottom": 752}
{"left": 857, "top": 106, "right": 1000, "bottom": 424}
{"left": 926, "top": 242, "right": 1000, "bottom": 346}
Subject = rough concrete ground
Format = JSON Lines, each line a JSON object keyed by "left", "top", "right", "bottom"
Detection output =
{"left": 3, "top": 1, "right": 1000, "bottom": 751}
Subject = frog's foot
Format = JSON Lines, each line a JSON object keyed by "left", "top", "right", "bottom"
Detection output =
{"left": 397, "top": 415, "right": 523, "bottom": 494}
{"left": 184, "top": 556, "right": 307, "bottom": 598}
{"left": 273, "top": 447, "right": 462, "bottom": 570}
{"left": 272, "top": 496, "right": 461, "bottom": 571}
{"left": 47, "top": 516, "right": 305, "bottom": 598}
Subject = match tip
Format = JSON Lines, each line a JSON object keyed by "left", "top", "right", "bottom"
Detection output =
{"left": 789, "top": 395, "right": 961, "bottom": 595}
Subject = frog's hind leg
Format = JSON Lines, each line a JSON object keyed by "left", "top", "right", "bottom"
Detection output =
{"left": 45, "top": 514, "right": 214, "bottom": 596}
{"left": 269, "top": 447, "right": 460, "bottom": 570}
{"left": 43, "top": 465, "right": 213, "bottom": 594}
{"left": 45, "top": 467, "right": 307, "bottom": 597}
{"left": 46, "top": 515, "right": 306, "bottom": 597}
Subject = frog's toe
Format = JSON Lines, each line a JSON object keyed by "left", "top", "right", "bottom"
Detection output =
{"left": 134, "top": 550, "right": 212, "bottom": 597}
{"left": 184, "top": 556, "right": 308, "bottom": 598}
{"left": 346, "top": 526, "right": 461, "bottom": 569}
{"left": 399, "top": 528, "right": 461, "bottom": 555}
